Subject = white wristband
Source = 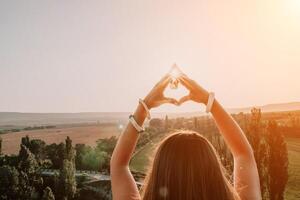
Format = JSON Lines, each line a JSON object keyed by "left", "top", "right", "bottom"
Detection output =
{"left": 139, "top": 98, "right": 151, "bottom": 120}
{"left": 206, "top": 92, "right": 215, "bottom": 113}
{"left": 129, "top": 115, "right": 145, "bottom": 133}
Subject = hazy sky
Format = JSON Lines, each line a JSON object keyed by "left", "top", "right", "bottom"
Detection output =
{"left": 1, "top": 0, "right": 300, "bottom": 113}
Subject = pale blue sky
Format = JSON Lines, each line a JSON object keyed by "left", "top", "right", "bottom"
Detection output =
{"left": 1, "top": 0, "right": 300, "bottom": 112}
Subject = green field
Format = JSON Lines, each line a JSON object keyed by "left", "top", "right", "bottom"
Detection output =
{"left": 131, "top": 136, "right": 300, "bottom": 199}
{"left": 130, "top": 133, "right": 166, "bottom": 173}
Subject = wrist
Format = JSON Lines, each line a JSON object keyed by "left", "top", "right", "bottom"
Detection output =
{"left": 143, "top": 97, "right": 153, "bottom": 110}
{"left": 138, "top": 98, "right": 151, "bottom": 120}
{"left": 133, "top": 104, "right": 147, "bottom": 125}
{"left": 205, "top": 92, "right": 215, "bottom": 113}
{"left": 202, "top": 91, "right": 210, "bottom": 105}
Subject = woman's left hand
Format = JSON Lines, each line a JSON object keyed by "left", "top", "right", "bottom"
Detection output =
{"left": 144, "top": 74, "right": 179, "bottom": 109}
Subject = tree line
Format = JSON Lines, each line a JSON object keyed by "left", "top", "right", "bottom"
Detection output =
{"left": 0, "top": 134, "right": 119, "bottom": 200}
{"left": 0, "top": 108, "right": 296, "bottom": 200}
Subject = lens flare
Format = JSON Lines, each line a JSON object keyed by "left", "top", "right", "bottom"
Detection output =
{"left": 170, "top": 64, "right": 181, "bottom": 79}
{"left": 169, "top": 64, "right": 182, "bottom": 89}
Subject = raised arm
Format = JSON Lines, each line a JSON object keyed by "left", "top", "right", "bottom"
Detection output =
{"left": 178, "top": 74, "right": 261, "bottom": 200}
{"left": 110, "top": 75, "right": 178, "bottom": 200}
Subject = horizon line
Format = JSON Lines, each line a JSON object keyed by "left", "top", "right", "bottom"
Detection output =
{"left": 0, "top": 101, "right": 299, "bottom": 114}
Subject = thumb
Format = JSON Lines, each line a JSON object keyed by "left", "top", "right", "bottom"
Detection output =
{"left": 160, "top": 97, "right": 179, "bottom": 106}
{"left": 178, "top": 95, "right": 190, "bottom": 105}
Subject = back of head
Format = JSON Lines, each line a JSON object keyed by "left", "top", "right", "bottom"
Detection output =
{"left": 141, "top": 131, "right": 238, "bottom": 200}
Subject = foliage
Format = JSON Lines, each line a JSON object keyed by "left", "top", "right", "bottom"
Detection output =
{"left": 136, "top": 129, "right": 155, "bottom": 150}
{"left": 0, "top": 126, "right": 56, "bottom": 135}
{"left": 45, "top": 143, "right": 62, "bottom": 169}
{"left": 0, "top": 154, "right": 19, "bottom": 167}
{"left": 0, "top": 165, "right": 20, "bottom": 199}
{"left": 173, "top": 117, "right": 185, "bottom": 129}
{"left": 42, "top": 187, "right": 55, "bottom": 200}
{"left": 0, "top": 113, "right": 293, "bottom": 199}
{"left": 0, "top": 138, "right": 44, "bottom": 200}
{"left": 75, "top": 142, "right": 112, "bottom": 172}
{"left": 21, "top": 135, "right": 31, "bottom": 148}
{"left": 59, "top": 159, "right": 77, "bottom": 200}
{"left": 164, "top": 115, "right": 169, "bottom": 131}
{"left": 18, "top": 145, "right": 39, "bottom": 174}
{"left": 96, "top": 136, "right": 117, "bottom": 156}
{"left": 29, "top": 139, "right": 46, "bottom": 160}
{"left": 58, "top": 137, "right": 76, "bottom": 200}
{"left": 24, "top": 126, "right": 56, "bottom": 131}
{"left": 245, "top": 108, "right": 270, "bottom": 199}
{"left": 192, "top": 116, "right": 234, "bottom": 173}
{"left": 0, "top": 137, "right": 2, "bottom": 155}
{"left": 75, "top": 144, "right": 87, "bottom": 170}
{"left": 75, "top": 186, "right": 112, "bottom": 200}
{"left": 18, "top": 144, "right": 43, "bottom": 199}
{"left": 267, "top": 121, "right": 289, "bottom": 200}
{"left": 287, "top": 113, "right": 300, "bottom": 128}
{"left": 86, "top": 148, "right": 108, "bottom": 171}
{"left": 149, "top": 118, "right": 164, "bottom": 130}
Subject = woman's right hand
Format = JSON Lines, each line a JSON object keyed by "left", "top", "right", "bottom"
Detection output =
{"left": 178, "top": 74, "right": 210, "bottom": 105}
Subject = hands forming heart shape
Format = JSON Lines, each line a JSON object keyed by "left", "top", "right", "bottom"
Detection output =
{"left": 143, "top": 66, "right": 210, "bottom": 109}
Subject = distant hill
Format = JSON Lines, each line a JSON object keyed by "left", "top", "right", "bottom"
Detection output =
{"left": 0, "top": 112, "right": 130, "bottom": 127}
{"left": 155, "top": 102, "right": 300, "bottom": 119}
{"left": 228, "top": 102, "right": 300, "bottom": 114}
{"left": 1, "top": 102, "right": 300, "bottom": 127}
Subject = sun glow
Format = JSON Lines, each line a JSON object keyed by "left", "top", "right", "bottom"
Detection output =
{"left": 169, "top": 64, "right": 183, "bottom": 89}
{"left": 283, "top": 0, "right": 300, "bottom": 17}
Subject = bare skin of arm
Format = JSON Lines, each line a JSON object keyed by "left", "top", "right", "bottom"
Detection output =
{"left": 110, "top": 75, "right": 178, "bottom": 200}
{"left": 178, "top": 74, "right": 262, "bottom": 200}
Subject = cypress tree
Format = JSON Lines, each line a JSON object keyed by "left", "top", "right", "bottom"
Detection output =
{"left": 0, "top": 165, "right": 20, "bottom": 199}
{"left": 0, "top": 137, "right": 2, "bottom": 155}
{"left": 267, "top": 121, "right": 288, "bottom": 200}
{"left": 59, "top": 137, "right": 76, "bottom": 199}
{"left": 18, "top": 144, "right": 40, "bottom": 199}
{"left": 164, "top": 115, "right": 169, "bottom": 131}
{"left": 246, "top": 108, "right": 269, "bottom": 199}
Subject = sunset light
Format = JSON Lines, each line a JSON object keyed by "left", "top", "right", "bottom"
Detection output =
{"left": 169, "top": 64, "right": 183, "bottom": 89}
{"left": 0, "top": 2, "right": 299, "bottom": 199}
{"left": 284, "top": 0, "right": 300, "bottom": 17}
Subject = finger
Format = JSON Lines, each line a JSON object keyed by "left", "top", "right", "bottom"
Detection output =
{"left": 160, "top": 97, "right": 179, "bottom": 106}
{"left": 158, "top": 74, "right": 172, "bottom": 89}
{"left": 178, "top": 95, "right": 191, "bottom": 105}
{"left": 157, "top": 74, "right": 171, "bottom": 90}
{"left": 178, "top": 74, "right": 193, "bottom": 90}
{"left": 154, "top": 74, "right": 169, "bottom": 86}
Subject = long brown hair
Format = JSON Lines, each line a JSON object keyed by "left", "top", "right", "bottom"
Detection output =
{"left": 141, "top": 131, "right": 239, "bottom": 200}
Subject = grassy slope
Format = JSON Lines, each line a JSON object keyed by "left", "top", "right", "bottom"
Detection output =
{"left": 130, "top": 133, "right": 166, "bottom": 173}
{"left": 131, "top": 136, "right": 300, "bottom": 200}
